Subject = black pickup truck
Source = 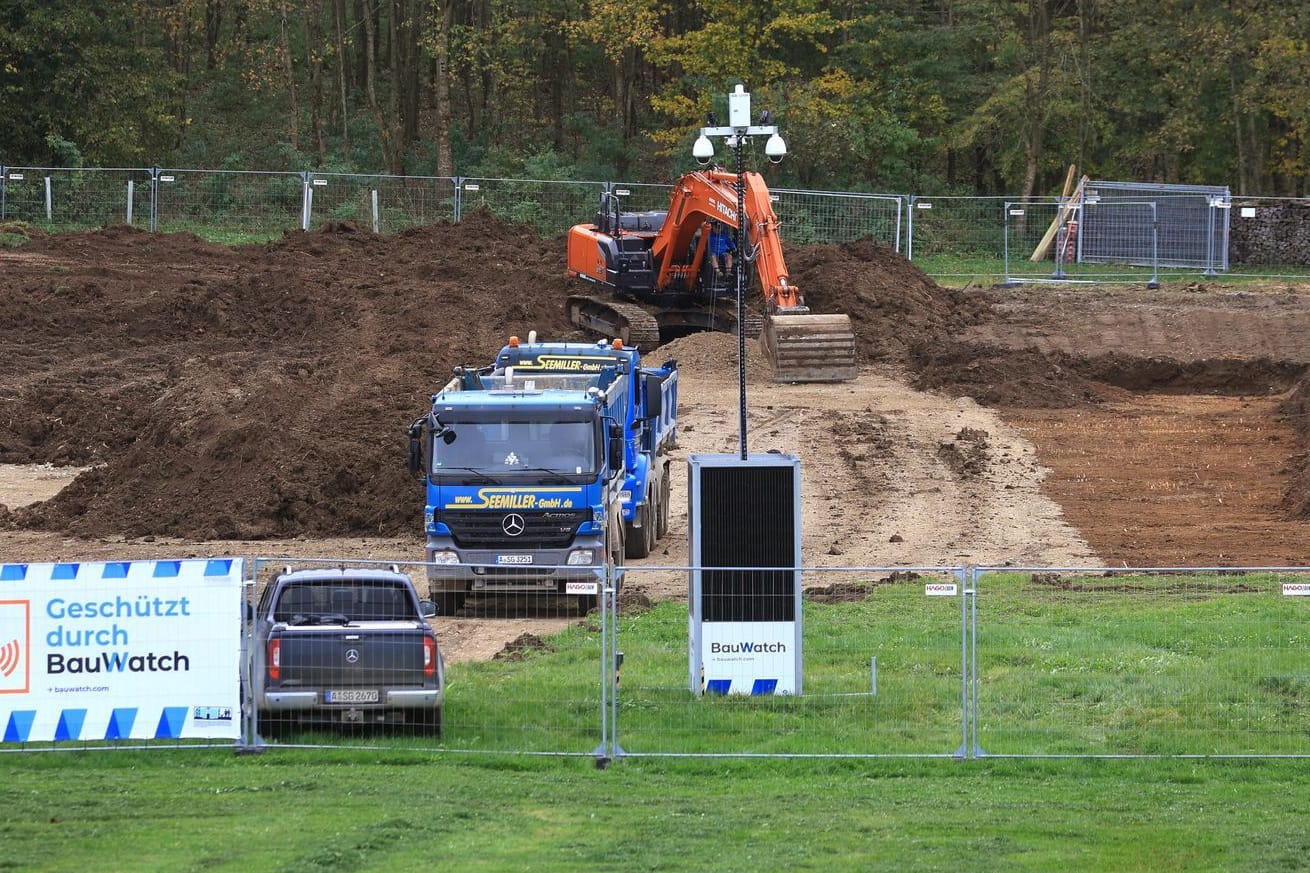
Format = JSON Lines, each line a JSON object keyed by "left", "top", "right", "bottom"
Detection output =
{"left": 249, "top": 567, "right": 444, "bottom": 734}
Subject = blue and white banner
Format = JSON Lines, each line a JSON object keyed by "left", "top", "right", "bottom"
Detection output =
{"left": 699, "top": 621, "right": 798, "bottom": 696}
{"left": 0, "top": 559, "right": 242, "bottom": 743}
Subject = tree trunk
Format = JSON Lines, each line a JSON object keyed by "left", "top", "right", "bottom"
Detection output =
{"left": 389, "top": 0, "right": 405, "bottom": 170}
{"left": 333, "top": 0, "right": 352, "bottom": 159}
{"left": 303, "top": 1, "right": 327, "bottom": 166}
{"left": 204, "top": 0, "right": 222, "bottom": 69}
{"left": 277, "top": 0, "right": 300, "bottom": 150}
{"left": 360, "top": 0, "right": 397, "bottom": 172}
{"left": 1019, "top": 0, "right": 1052, "bottom": 200}
{"left": 430, "top": 0, "right": 455, "bottom": 177}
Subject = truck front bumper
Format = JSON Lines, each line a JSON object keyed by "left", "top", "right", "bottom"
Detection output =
{"left": 424, "top": 539, "right": 607, "bottom": 594}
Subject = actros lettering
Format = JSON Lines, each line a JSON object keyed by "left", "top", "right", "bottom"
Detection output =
{"left": 47, "top": 650, "right": 192, "bottom": 674}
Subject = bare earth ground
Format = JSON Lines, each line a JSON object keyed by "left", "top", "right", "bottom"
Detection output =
{"left": 2, "top": 219, "right": 1307, "bottom": 660}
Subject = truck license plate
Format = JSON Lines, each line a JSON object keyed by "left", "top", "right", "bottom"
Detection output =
{"left": 325, "top": 689, "right": 379, "bottom": 704}
{"left": 496, "top": 555, "right": 533, "bottom": 565}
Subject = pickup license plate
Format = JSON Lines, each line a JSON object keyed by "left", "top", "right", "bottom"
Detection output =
{"left": 496, "top": 555, "right": 533, "bottom": 565}
{"left": 325, "top": 689, "right": 379, "bottom": 704}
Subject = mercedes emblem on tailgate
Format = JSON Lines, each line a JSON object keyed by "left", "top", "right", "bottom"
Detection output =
{"left": 503, "top": 513, "right": 526, "bottom": 536}
{"left": 345, "top": 649, "right": 360, "bottom": 663}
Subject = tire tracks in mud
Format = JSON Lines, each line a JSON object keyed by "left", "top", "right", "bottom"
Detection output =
{"left": 663, "top": 366, "right": 1099, "bottom": 582}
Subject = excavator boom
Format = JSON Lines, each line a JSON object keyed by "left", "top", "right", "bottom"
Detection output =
{"left": 566, "top": 169, "right": 856, "bottom": 382}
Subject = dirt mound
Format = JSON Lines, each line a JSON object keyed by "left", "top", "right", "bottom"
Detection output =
{"left": 0, "top": 211, "right": 578, "bottom": 538}
{"left": 909, "top": 344, "right": 1115, "bottom": 408}
{"left": 784, "top": 237, "right": 992, "bottom": 363}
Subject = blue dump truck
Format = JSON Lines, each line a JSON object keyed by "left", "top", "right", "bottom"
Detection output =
{"left": 407, "top": 333, "right": 678, "bottom": 615}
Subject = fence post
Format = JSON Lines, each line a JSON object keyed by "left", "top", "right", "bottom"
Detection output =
{"left": 1002, "top": 201, "right": 1013, "bottom": 284}
{"left": 236, "top": 562, "right": 259, "bottom": 754}
{"left": 149, "top": 166, "right": 160, "bottom": 233}
{"left": 906, "top": 194, "right": 916, "bottom": 261}
{"left": 1148, "top": 202, "right": 1161, "bottom": 288}
{"left": 955, "top": 565, "right": 969, "bottom": 758}
{"left": 371, "top": 189, "right": 380, "bottom": 233}
{"left": 894, "top": 194, "right": 904, "bottom": 253}
{"left": 126, "top": 180, "right": 134, "bottom": 226}
{"left": 967, "top": 565, "right": 984, "bottom": 758}
{"left": 451, "top": 177, "right": 464, "bottom": 223}
{"left": 300, "top": 171, "right": 312, "bottom": 231}
{"left": 1204, "top": 197, "right": 1221, "bottom": 277}
{"left": 0, "top": 166, "right": 6, "bottom": 221}
{"left": 44, "top": 175, "right": 52, "bottom": 223}
{"left": 592, "top": 561, "right": 620, "bottom": 767}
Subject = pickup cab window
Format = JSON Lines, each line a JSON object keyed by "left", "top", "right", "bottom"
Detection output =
{"left": 273, "top": 582, "right": 414, "bottom": 623}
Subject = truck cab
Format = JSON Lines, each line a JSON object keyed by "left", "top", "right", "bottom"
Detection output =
{"left": 409, "top": 335, "right": 678, "bottom": 616}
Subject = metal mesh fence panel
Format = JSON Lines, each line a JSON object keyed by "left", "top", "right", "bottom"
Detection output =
{"left": 906, "top": 196, "right": 1009, "bottom": 282}
{"left": 613, "top": 566, "right": 967, "bottom": 757}
{"left": 455, "top": 178, "right": 608, "bottom": 237}
{"left": 608, "top": 181, "right": 674, "bottom": 214}
{"left": 972, "top": 567, "right": 1310, "bottom": 757}
{"left": 0, "top": 168, "right": 152, "bottom": 230}
{"left": 1082, "top": 182, "right": 1228, "bottom": 271}
{"left": 769, "top": 189, "right": 904, "bottom": 248}
{"left": 8, "top": 165, "right": 1310, "bottom": 283}
{"left": 247, "top": 557, "right": 608, "bottom": 755}
{"left": 155, "top": 169, "right": 304, "bottom": 240}
{"left": 1005, "top": 200, "right": 1163, "bottom": 285}
{"left": 304, "top": 173, "right": 456, "bottom": 232}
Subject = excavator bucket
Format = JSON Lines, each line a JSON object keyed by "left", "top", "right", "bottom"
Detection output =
{"left": 761, "top": 313, "right": 858, "bottom": 383}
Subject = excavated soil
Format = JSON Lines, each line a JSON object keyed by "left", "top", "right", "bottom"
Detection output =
{"left": 3, "top": 215, "right": 1310, "bottom": 657}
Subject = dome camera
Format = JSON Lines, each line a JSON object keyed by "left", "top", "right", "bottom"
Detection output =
{"left": 692, "top": 134, "right": 714, "bottom": 166}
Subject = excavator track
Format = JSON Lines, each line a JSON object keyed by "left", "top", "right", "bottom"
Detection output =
{"left": 761, "top": 313, "right": 858, "bottom": 383}
{"left": 567, "top": 295, "right": 662, "bottom": 349}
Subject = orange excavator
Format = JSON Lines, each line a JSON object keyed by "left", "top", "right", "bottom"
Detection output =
{"left": 566, "top": 168, "right": 857, "bottom": 382}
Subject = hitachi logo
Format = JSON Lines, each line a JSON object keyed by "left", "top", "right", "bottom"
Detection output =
{"left": 710, "top": 641, "right": 787, "bottom": 654}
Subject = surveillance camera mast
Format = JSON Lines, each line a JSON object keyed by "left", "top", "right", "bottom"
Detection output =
{"left": 566, "top": 85, "right": 857, "bottom": 454}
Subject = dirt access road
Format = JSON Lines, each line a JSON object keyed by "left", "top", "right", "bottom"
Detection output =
{"left": 1, "top": 220, "right": 1307, "bottom": 660}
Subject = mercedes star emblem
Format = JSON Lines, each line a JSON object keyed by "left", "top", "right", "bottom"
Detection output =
{"left": 345, "top": 649, "right": 360, "bottom": 664}
{"left": 503, "top": 513, "right": 526, "bottom": 536}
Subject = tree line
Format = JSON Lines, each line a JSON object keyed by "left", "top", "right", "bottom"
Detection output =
{"left": 2, "top": 1, "right": 1307, "bottom": 197}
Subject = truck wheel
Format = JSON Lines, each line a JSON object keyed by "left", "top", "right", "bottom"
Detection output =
{"left": 432, "top": 591, "right": 465, "bottom": 618}
{"left": 625, "top": 503, "right": 654, "bottom": 558}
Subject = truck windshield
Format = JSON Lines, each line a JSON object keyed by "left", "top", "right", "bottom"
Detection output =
{"left": 433, "top": 420, "right": 596, "bottom": 476}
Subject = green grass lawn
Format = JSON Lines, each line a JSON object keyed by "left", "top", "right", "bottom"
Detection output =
{"left": 5, "top": 572, "right": 1309, "bottom": 871}
{"left": 428, "top": 572, "right": 1309, "bottom": 758}
{"left": 2, "top": 750, "right": 1308, "bottom": 872}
